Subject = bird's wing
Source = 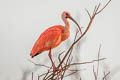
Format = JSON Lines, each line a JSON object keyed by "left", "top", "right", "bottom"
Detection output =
{"left": 32, "top": 27, "right": 62, "bottom": 54}
{"left": 39, "top": 27, "right": 62, "bottom": 50}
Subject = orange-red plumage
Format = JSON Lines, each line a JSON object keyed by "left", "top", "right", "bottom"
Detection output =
{"left": 30, "top": 25, "right": 68, "bottom": 57}
{"left": 30, "top": 11, "right": 80, "bottom": 70}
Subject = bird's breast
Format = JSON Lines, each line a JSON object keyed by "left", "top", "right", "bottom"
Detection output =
{"left": 55, "top": 33, "right": 62, "bottom": 46}
{"left": 61, "top": 31, "right": 70, "bottom": 41}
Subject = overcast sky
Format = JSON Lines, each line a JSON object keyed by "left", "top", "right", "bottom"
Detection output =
{"left": 0, "top": 0, "right": 120, "bottom": 80}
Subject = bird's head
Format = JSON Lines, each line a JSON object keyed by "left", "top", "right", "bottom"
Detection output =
{"left": 62, "top": 11, "right": 81, "bottom": 33}
{"left": 62, "top": 11, "right": 71, "bottom": 19}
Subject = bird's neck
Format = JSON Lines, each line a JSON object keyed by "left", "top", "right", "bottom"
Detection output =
{"left": 61, "top": 17, "right": 70, "bottom": 41}
{"left": 63, "top": 18, "right": 70, "bottom": 32}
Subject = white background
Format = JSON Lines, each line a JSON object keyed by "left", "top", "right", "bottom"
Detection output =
{"left": 0, "top": 0, "right": 120, "bottom": 80}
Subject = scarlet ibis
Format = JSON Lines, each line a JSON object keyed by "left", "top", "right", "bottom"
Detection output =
{"left": 30, "top": 11, "right": 80, "bottom": 70}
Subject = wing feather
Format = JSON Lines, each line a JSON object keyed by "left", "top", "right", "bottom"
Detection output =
{"left": 30, "top": 26, "right": 64, "bottom": 57}
{"left": 39, "top": 27, "right": 62, "bottom": 50}
{"left": 31, "top": 26, "right": 62, "bottom": 55}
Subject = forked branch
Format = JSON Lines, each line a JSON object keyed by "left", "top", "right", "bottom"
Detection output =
{"left": 57, "top": 0, "right": 111, "bottom": 71}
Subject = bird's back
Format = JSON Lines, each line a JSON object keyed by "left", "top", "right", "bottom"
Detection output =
{"left": 30, "top": 25, "right": 65, "bottom": 57}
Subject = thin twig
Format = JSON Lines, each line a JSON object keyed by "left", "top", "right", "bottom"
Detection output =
{"left": 38, "top": 74, "right": 40, "bottom": 80}
{"left": 70, "top": 58, "right": 106, "bottom": 66}
{"left": 103, "top": 71, "right": 110, "bottom": 80}
{"left": 63, "top": 70, "right": 78, "bottom": 78}
{"left": 58, "top": 51, "right": 65, "bottom": 63}
{"left": 96, "top": 44, "right": 101, "bottom": 78}
{"left": 58, "top": 51, "right": 65, "bottom": 71}
{"left": 92, "top": 5, "right": 97, "bottom": 17}
{"left": 80, "top": 77, "right": 82, "bottom": 80}
{"left": 32, "top": 72, "right": 34, "bottom": 80}
{"left": 28, "top": 59, "right": 50, "bottom": 68}
{"left": 93, "top": 65, "right": 97, "bottom": 80}
{"left": 96, "top": 3, "right": 101, "bottom": 13}
{"left": 96, "top": 0, "right": 111, "bottom": 14}
{"left": 103, "top": 72, "right": 107, "bottom": 80}
{"left": 85, "top": 8, "right": 91, "bottom": 19}
{"left": 55, "top": 65, "right": 70, "bottom": 80}
{"left": 43, "top": 68, "right": 52, "bottom": 80}
{"left": 67, "top": 68, "right": 85, "bottom": 72}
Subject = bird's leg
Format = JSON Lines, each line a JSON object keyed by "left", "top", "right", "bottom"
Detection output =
{"left": 48, "top": 49, "right": 57, "bottom": 71}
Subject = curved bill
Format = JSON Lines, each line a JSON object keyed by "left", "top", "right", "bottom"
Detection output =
{"left": 68, "top": 16, "right": 82, "bottom": 34}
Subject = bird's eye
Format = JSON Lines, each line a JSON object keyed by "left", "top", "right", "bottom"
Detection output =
{"left": 65, "top": 13, "right": 68, "bottom": 18}
{"left": 66, "top": 13, "right": 68, "bottom": 16}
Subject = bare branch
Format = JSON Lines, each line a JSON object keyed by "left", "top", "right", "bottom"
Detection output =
{"left": 85, "top": 8, "right": 92, "bottom": 19}
{"left": 97, "top": 0, "right": 111, "bottom": 14}
{"left": 92, "top": 5, "right": 97, "bottom": 17}
{"left": 32, "top": 72, "right": 34, "bottom": 80}
{"left": 63, "top": 71, "right": 78, "bottom": 78}
{"left": 43, "top": 68, "right": 52, "bottom": 79}
{"left": 96, "top": 3, "right": 101, "bottom": 13}
{"left": 70, "top": 58, "right": 106, "bottom": 66}
{"left": 103, "top": 71, "right": 110, "bottom": 80}
{"left": 55, "top": 65, "right": 70, "bottom": 80}
{"left": 55, "top": 0, "right": 110, "bottom": 76}
{"left": 96, "top": 44, "right": 101, "bottom": 78}
{"left": 93, "top": 65, "right": 97, "bottom": 80}
{"left": 28, "top": 59, "right": 50, "bottom": 68}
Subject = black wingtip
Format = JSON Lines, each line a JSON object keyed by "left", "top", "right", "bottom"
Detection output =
{"left": 31, "top": 53, "right": 39, "bottom": 58}
{"left": 31, "top": 56, "right": 34, "bottom": 58}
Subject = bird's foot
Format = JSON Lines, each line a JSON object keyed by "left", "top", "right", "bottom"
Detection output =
{"left": 53, "top": 65, "right": 59, "bottom": 71}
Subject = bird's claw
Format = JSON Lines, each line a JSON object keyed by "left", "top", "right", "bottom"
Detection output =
{"left": 53, "top": 65, "right": 59, "bottom": 71}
